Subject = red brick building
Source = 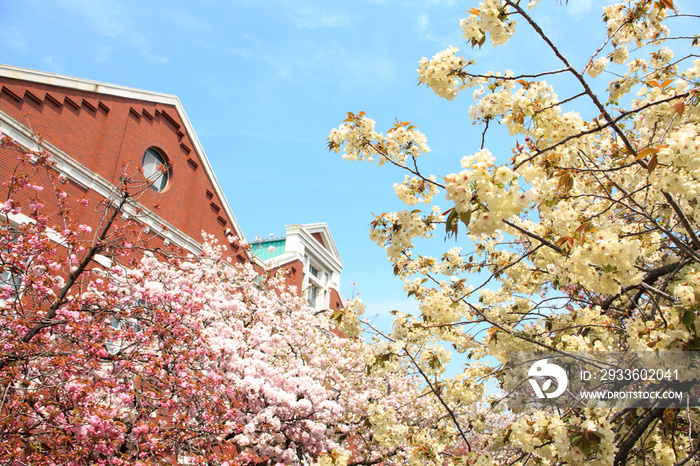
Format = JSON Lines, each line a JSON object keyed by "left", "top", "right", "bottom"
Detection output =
{"left": 0, "top": 64, "right": 343, "bottom": 308}
{"left": 0, "top": 64, "right": 250, "bottom": 263}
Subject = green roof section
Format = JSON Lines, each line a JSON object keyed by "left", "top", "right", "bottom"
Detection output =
{"left": 250, "top": 238, "right": 286, "bottom": 261}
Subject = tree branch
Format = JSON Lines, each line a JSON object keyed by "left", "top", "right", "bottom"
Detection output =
{"left": 614, "top": 407, "right": 665, "bottom": 466}
{"left": 662, "top": 191, "right": 700, "bottom": 251}
{"left": 502, "top": 219, "right": 563, "bottom": 254}
{"left": 402, "top": 348, "right": 472, "bottom": 452}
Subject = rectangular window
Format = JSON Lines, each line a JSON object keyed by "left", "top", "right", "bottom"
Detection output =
{"left": 310, "top": 265, "right": 319, "bottom": 278}
{"left": 307, "top": 284, "right": 319, "bottom": 307}
{"left": 1, "top": 229, "right": 23, "bottom": 298}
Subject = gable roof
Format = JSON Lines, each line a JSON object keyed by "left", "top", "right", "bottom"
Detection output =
{"left": 295, "top": 223, "right": 343, "bottom": 267}
{"left": 0, "top": 63, "right": 246, "bottom": 246}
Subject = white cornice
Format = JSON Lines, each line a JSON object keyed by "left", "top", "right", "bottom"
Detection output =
{"left": 0, "top": 66, "right": 181, "bottom": 105}
{"left": 296, "top": 222, "right": 343, "bottom": 268}
{"left": 6, "top": 211, "right": 114, "bottom": 268}
{"left": 0, "top": 64, "right": 247, "bottom": 255}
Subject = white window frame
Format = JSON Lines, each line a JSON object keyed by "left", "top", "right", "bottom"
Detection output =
{"left": 307, "top": 283, "right": 319, "bottom": 308}
{"left": 142, "top": 148, "right": 169, "bottom": 192}
{"left": 0, "top": 225, "right": 30, "bottom": 302}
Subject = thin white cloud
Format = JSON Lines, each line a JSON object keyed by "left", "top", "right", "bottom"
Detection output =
{"left": 415, "top": 12, "right": 449, "bottom": 42}
{"left": 404, "top": 3, "right": 465, "bottom": 44}
{"left": 418, "top": 0, "right": 456, "bottom": 6}
{"left": 280, "top": 0, "right": 356, "bottom": 29}
{"left": 246, "top": 38, "right": 396, "bottom": 93}
{"left": 0, "top": 27, "right": 28, "bottom": 54}
{"left": 566, "top": 0, "right": 593, "bottom": 17}
{"left": 57, "top": 0, "right": 133, "bottom": 39}
{"left": 55, "top": 0, "right": 168, "bottom": 63}
{"left": 42, "top": 55, "right": 67, "bottom": 74}
{"left": 305, "top": 42, "right": 396, "bottom": 92}
{"left": 359, "top": 0, "right": 456, "bottom": 6}
{"left": 94, "top": 46, "right": 111, "bottom": 64}
{"left": 416, "top": 13, "right": 430, "bottom": 34}
{"left": 166, "top": 9, "right": 218, "bottom": 36}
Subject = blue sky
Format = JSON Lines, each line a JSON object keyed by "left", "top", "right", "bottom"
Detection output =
{"left": 1, "top": 0, "right": 697, "bottom": 330}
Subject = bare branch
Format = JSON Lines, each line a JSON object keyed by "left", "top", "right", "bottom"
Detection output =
{"left": 662, "top": 190, "right": 700, "bottom": 251}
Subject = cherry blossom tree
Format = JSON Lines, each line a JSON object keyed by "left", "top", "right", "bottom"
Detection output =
{"left": 0, "top": 134, "right": 249, "bottom": 465}
{"left": 330, "top": 0, "right": 700, "bottom": 464}
{"left": 0, "top": 135, "right": 450, "bottom": 465}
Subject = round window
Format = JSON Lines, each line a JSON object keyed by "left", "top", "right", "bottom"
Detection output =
{"left": 142, "top": 148, "right": 169, "bottom": 192}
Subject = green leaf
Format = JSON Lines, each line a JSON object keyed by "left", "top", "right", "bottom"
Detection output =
{"left": 445, "top": 208, "right": 459, "bottom": 240}
{"left": 428, "top": 354, "right": 440, "bottom": 370}
{"left": 687, "top": 337, "right": 700, "bottom": 351}
{"left": 570, "top": 432, "right": 583, "bottom": 446}
{"left": 570, "top": 429, "right": 601, "bottom": 456}
{"left": 682, "top": 310, "right": 696, "bottom": 328}
{"left": 557, "top": 172, "right": 574, "bottom": 193}
{"left": 670, "top": 306, "right": 684, "bottom": 319}
{"left": 459, "top": 210, "right": 471, "bottom": 229}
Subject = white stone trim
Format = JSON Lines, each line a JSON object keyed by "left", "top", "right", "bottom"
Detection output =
{"left": 5, "top": 211, "right": 113, "bottom": 268}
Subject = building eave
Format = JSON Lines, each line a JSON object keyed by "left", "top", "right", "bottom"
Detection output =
{"left": 285, "top": 224, "right": 343, "bottom": 275}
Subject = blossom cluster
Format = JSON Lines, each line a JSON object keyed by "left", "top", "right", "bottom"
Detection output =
{"left": 461, "top": 0, "right": 516, "bottom": 47}
{"left": 444, "top": 149, "right": 536, "bottom": 236}
{"left": 327, "top": 112, "right": 429, "bottom": 167}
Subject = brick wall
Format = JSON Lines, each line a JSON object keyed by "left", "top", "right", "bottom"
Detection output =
{"left": 0, "top": 78, "right": 245, "bottom": 261}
